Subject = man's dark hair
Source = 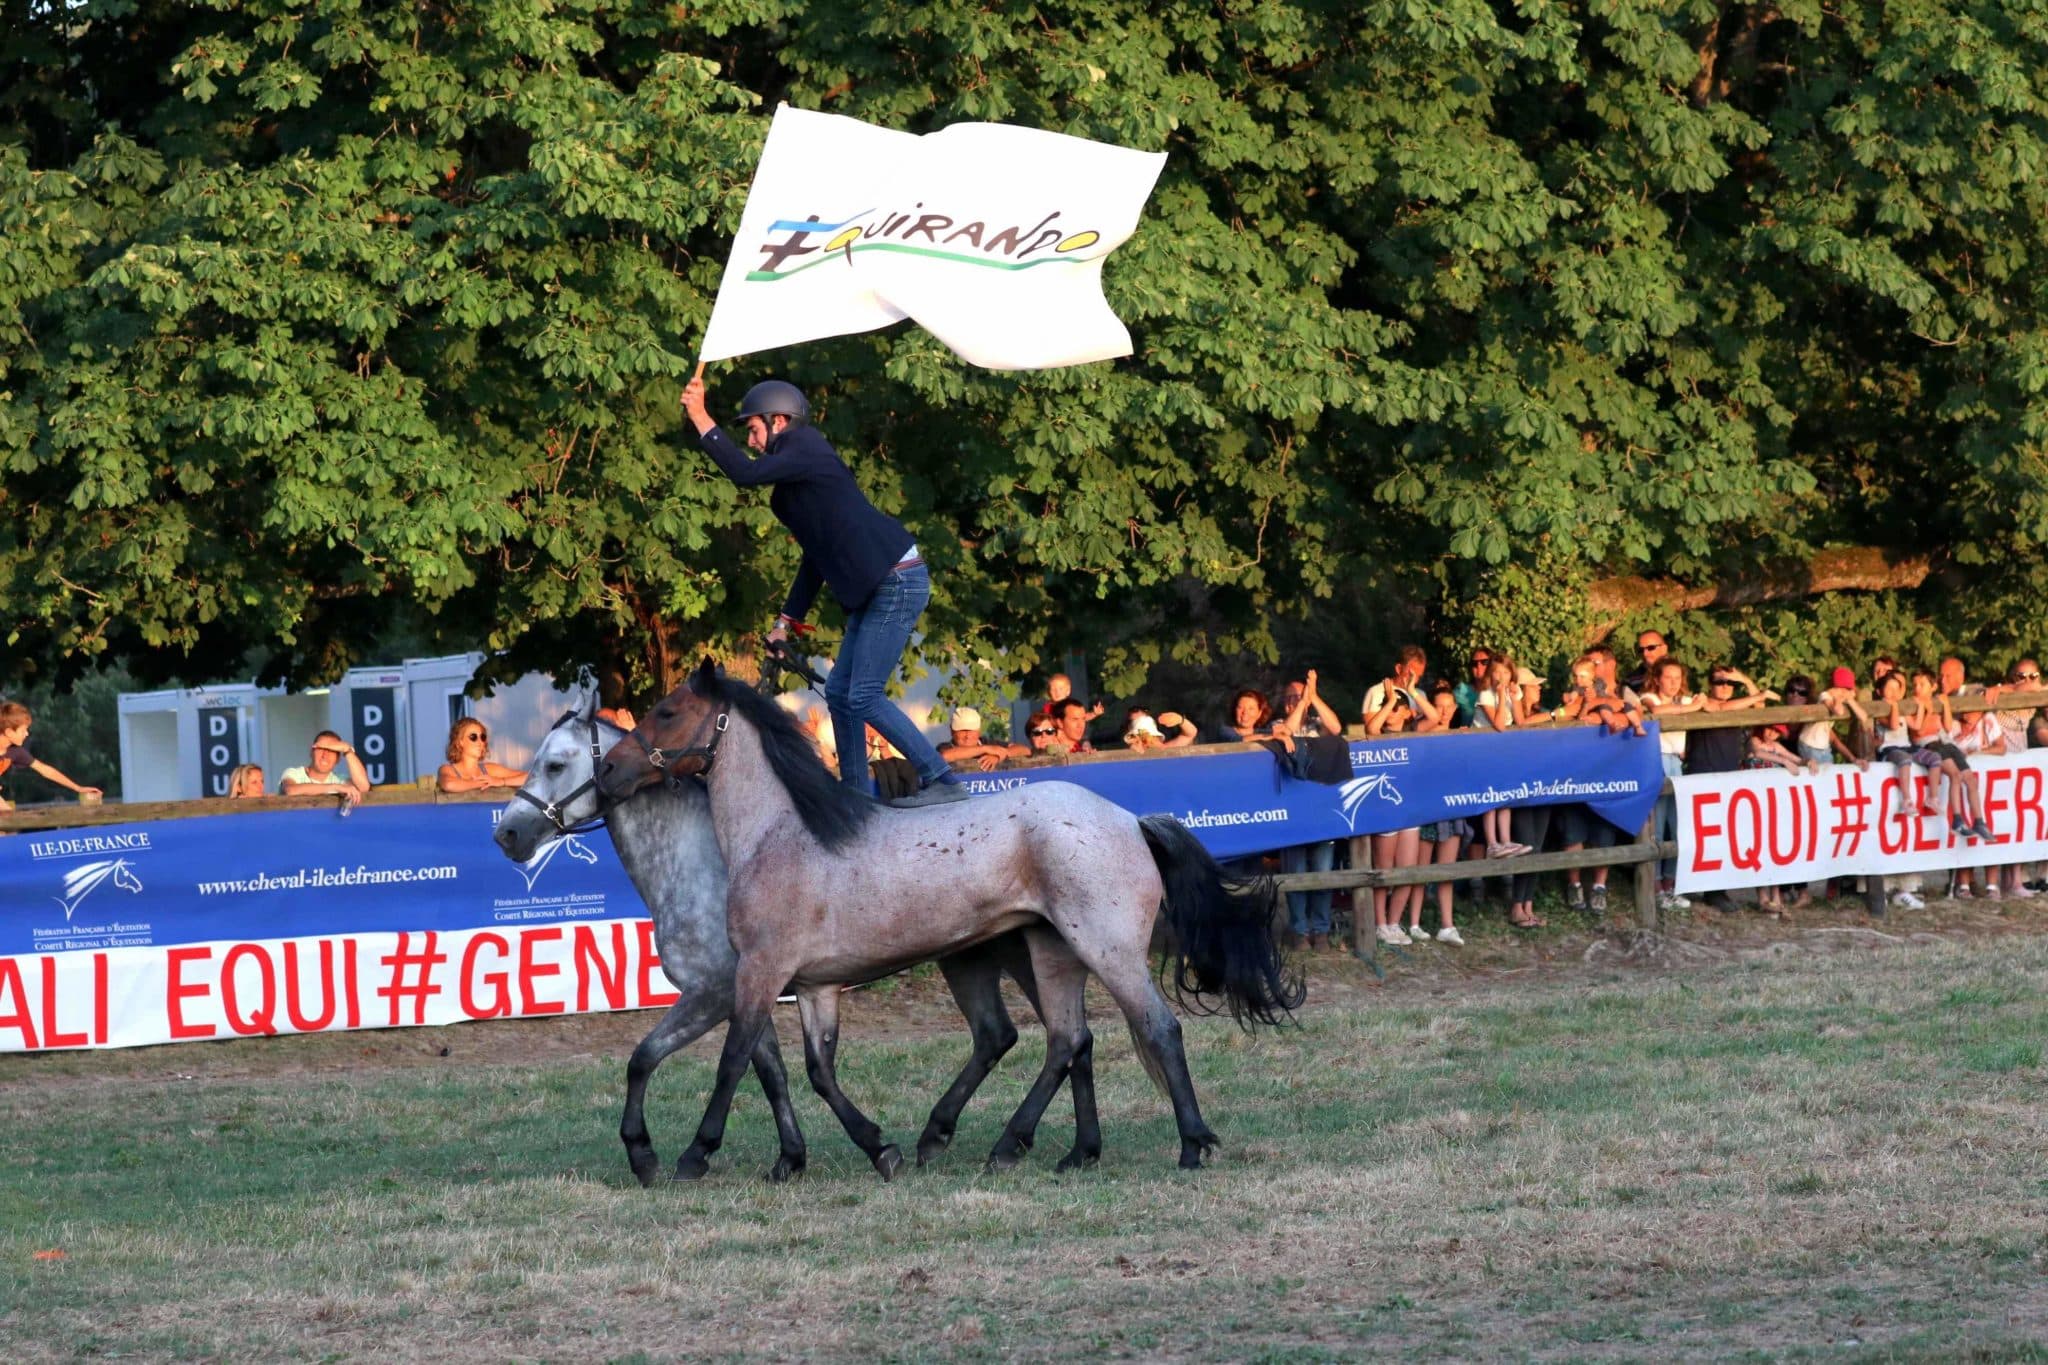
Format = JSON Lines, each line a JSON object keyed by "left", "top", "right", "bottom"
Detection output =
{"left": 314, "top": 729, "right": 344, "bottom": 745}
{"left": 1396, "top": 644, "right": 1425, "bottom": 667}
{"left": 1053, "top": 698, "right": 1090, "bottom": 722}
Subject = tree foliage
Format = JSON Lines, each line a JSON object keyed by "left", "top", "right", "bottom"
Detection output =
{"left": 4, "top": 0, "right": 2046, "bottom": 710}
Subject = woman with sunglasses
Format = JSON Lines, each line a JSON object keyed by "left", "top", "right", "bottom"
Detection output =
{"left": 436, "top": 720, "right": 528, "bottom": 794}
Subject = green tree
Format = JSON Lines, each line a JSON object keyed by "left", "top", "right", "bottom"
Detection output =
{"left": 4, "top": 0, "right": 2045, "bottom": 716}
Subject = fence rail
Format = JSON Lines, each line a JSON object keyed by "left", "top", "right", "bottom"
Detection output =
{"left": 7, "top": 688, "right": 2043, "bottom": 936}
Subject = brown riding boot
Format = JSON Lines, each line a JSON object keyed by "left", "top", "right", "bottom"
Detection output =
{"left": 1309, "top": 932, "right": 1330, "bottom": 953}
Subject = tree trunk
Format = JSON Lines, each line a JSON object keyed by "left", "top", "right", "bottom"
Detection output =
{"left": 1585, "top": 547, "right": 1937, "bottom": 643}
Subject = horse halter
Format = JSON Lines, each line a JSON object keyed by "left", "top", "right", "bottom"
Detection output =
{"left": 512, "top": 719, "right": 612, "bottom": 836}
{"left": 632, "top": 705, "right": 730, "bottom": 788}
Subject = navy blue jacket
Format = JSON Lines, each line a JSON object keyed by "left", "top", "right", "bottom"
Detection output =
{"left": 698, "top": 422, "right": 916, "bottom": 621}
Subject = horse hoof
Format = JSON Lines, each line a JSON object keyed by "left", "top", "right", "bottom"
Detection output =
{"left": 1054, "top": 1149, "right": 1099, "bottom": 1174}
{"left": 765, "top": 1155, "right": 805, "bottom": 1184}
{"left": 985, "top": 1145, "right": 1024, "bottom": 1172}
{"left": 915, "top": 1129, "right": 952, "bottom": 1166}
{"left": 672, "top": 1152, "right": 711, "bottom": 1182}
{"left": 873, "top": 1145, "right": 905, "bottom": 1182}
{"left": 1178, "top": 1148, "right": 1204, "bottom": 1170}
{"left": 627, "top": 1152, "right": 661, "bottom": 1189}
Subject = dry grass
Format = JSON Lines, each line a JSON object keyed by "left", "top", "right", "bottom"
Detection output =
{"left": 2, "top": 918, "right": 2045, "bottom": 1361}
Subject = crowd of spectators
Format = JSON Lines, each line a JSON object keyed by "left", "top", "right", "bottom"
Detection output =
{"left": 10, "top": 639, "right": 2043, "bottom": 947}
{"left": 933, "top": 638, "right": 2048, "bottom": 951}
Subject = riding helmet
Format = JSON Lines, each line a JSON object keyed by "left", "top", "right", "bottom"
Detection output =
{"left": 736, "top": 379, "right": 811, "bottom": 426}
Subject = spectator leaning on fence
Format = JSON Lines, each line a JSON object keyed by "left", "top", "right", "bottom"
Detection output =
{"left": 1415, "top": 700, "right": 1469, "bottom": 948}
{"left": 437, "top": 719, "right": 528, "bottom": 794}
{"left": 1365, "top": 683, "right": 1430, "bottom": 946}
{"left": 1942, "top": 658, "right": 2011, "bottom": 897}
{"left": 1555, "top": 648, "right": 1646, "bottom": 917}
{"left": 1992, "top": 659, "right": 2042, "bottom": 898}
{"left": 1047, "top": 698, "right": 1097, "bottom": 756}
{"left": 940, "top": 707, "right": 1029, "bottom": 771}
{"left": 1024, "top": 713, "right": 1062, "bottom": 756}
{"left": 1363, "top": 646, "right": 1442, "bottom": 737}
{"left": 1685, "top": 666, "right": 1777, "bottom": 912}
{"left": 1639, "top": 659, "right": 1703, "bottom": 912}
{"left": 1276, "top": 670, "right": 1345, "bottom": 952}
{"left": 0, "top": 701, "right": 103, "bottom": 808}
{"left": 281, "top": 730, "right": 372, "bottom": 805}
{"left": 1221, "top": 688, "right": 1289, "bottom": 746}
{"left": 1123, "top": 706, "right": 1198, "bottom": 750}
{"left": 1452, "top": 646, "right": 1492, "bottom": 727}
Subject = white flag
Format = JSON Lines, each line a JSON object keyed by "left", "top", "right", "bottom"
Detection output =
{"left": 697, "top": 106, "right": 1166, "bottom": 371}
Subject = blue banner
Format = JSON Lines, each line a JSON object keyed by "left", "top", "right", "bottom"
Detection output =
{"left": 1, "top": 725, "right": 1661, "bottom": 956}
{"left": 958, "top": 725, "right": 1665, "bottom": 859}
{"left": 0, "top": 806, "right": 642, "bottom": 958}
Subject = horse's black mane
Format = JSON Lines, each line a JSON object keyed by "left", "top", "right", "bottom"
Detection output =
{"left": 700, "top": 672, "right": 877, "bottom": 851}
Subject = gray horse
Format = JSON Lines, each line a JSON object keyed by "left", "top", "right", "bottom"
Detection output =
{"left": 597, "top": 664, "right": 1302, "bottom": 1174}
{"left": 493, "top": 697, "right": 1102, "bottom": 1184}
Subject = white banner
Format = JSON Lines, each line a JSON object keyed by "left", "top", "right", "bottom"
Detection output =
{"left": 699, "top": 106, "right": 1166, "bottom": 370}
{"left": 1673, "top": 752, "right": 2048, "bottom": 893}
{"left": 0, "top": 922, "right": 678, "bottom": 1053}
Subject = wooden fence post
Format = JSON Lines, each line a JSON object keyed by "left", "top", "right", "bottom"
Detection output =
{"left": 1634, "top": 812, "right": 1660, "bottom": 932}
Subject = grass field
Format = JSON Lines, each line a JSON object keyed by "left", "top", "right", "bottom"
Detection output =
{"left": 3, "top": 917, "right": 2045, "bottom": 1361}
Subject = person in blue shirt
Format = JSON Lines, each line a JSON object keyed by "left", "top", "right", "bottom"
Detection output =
{"left": 681, "top": 374, "right": 967, "bottom": 807}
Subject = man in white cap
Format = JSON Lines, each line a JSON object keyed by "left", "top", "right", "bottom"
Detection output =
{"left": 937, "top": 706, "right": 1029, "bottom": 772}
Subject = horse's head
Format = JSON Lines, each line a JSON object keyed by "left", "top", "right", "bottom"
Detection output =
{"left": 495, "top": 692, "right": 614, "bottom": 863}
{"left": 596, "top": 659, "right": 728, "bottom": 801}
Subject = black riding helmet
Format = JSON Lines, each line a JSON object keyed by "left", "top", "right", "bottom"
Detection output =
{"left": 736, "top": 379, "right": 810, "bottom": 427}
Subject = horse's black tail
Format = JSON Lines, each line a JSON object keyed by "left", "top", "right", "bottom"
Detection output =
{"left": 1138, "top": 815, "right": 1304, "bottom": 1029}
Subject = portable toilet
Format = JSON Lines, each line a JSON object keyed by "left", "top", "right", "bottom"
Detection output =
{"left": 114, "top": 688, "right": 185, "bottom": 804}
{"left": 184, "top": 683, "right": 266, "bottom": 798}
{"left": 331, "top": 665, "right": 413, "bottom": 788}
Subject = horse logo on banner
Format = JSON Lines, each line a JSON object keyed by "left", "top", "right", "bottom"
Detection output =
{"left": 1337, "top": 774, "right": 1403, "bottom": 830}
{"left": 56, "top": 858, "right": 144, "bottom": 920}
{"left": 515, "top": 834, "right": 600, "bottom": 892}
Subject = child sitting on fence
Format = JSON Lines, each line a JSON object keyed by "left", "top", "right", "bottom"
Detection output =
{"left": 1891, "top": 671, "right": 1994, "bottom": 840}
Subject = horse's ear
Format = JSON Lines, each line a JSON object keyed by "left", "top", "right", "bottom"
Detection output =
{"left": 690, "top": 657, "right": 718, "bottom": 695}
{"left": 578, "top": 691, "right": 598, "bottom": 722}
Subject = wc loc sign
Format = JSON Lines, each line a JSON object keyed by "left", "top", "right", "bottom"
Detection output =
{"left": 349, "top": 687, "right": 399, "bottom": 786}
{"left": 197, "top": 707, "right": 243, "bottom": 798}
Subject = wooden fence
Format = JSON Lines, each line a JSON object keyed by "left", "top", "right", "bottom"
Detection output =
{"left": 5, "top": 687, "right": 2043, "bottom": 940}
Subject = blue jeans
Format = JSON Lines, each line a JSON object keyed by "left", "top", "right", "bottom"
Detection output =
{"left": 1656, "top": 752, "right": 1683, "bottom": 882}
{"left": 1282, "top": 840, "right": 1335, "bottom": 935}
{"left": 826, "top": 562, "right": 950, "bottom": 793}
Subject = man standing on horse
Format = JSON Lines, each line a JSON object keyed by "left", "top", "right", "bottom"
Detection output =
{"left": 681, "top": 374, "right": 968, "bottom": 807}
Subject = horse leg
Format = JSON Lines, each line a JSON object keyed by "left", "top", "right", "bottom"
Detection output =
{"left": 916, "top": 944, "right": 1020, "bottom": 1166}
{"left": 621, "top": 994, "right": 728, "bottom": 1188}
{"left": 993, "top": 932, "right": 1101, "bottom": 1171}
{"left": 671, "top": 960, "right": 782, "bottom": 1182}
{"left": 795, "top": 985, "right": 904, "bottom": 1181}
{"left": 1091, "top": 953, "right": 1219, "bottom": 1170}
{"left": 987, "top": 930, "right": 1089, "bottom": 1172}
{"left": 748, "top": 1025, "right": 808, "bottom": 1184}
{"left": 1058, "top": 1021, "right": 1102, "bottom": 1174}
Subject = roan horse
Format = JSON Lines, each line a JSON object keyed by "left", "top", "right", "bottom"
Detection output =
{"left": 492, "top": 696, "right": 1104, "bottom": 1183}
{"left": 596, "top": 661, "right": 1303, "bottom": 1173}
